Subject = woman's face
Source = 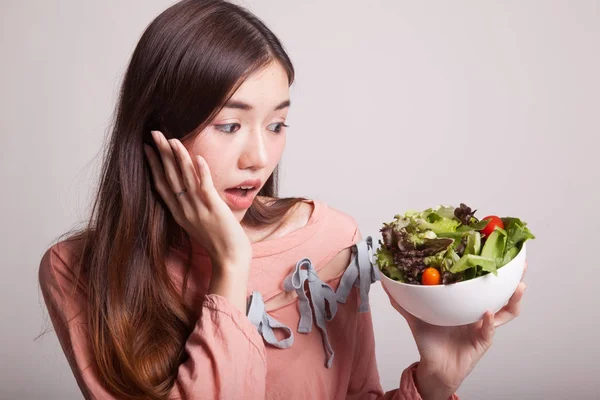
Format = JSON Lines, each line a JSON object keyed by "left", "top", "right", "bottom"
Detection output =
{"left": 186, "top": 61, "right": 290, "bottom": 222}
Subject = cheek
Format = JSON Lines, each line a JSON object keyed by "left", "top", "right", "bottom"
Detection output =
{"left": 268, "top": 135, "right": 286, "bottom": 165}
{"left": 201, "top": 153, "right": 234, "bottom": 188}
{"left": 186, "top": 132, "right": 286, "bottom": 184}
{"left": 187, "top": 139, "right": 232, "bottom": 187}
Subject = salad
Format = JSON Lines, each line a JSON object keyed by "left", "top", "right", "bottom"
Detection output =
{"left": 375, "top": 203, "right": 535, "bottom": 285}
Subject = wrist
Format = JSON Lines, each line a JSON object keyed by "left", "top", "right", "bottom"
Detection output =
{"left": 208, "top": 262, "right": 250, "bottom": 313}
{"left": 212, "top": 259, "right": 250, "bottom": 275}
{"left": 414, "top": 362, "right": 456, "bottom": 400}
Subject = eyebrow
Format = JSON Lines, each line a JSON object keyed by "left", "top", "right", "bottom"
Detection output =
{"left": 223, "top": 99, "right": 291, "bottom": 111}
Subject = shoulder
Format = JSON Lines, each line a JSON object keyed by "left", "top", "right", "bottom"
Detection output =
{"left": 313, "top": 199, "right": 361, "bottom": 245}
{"left": 38, "top": 237, "right": 89, "bottom": 355}
{"left": 286, "top": 199, "right": 314, "bottom": 228}
{"left": 282, "top": 197, "right": 360, "bottom": 244}
{"left": 310, "top": 200, "right": 364, "bottom": 281}
{"left": 38, "top": 236, "right": 84, "bottom": 297}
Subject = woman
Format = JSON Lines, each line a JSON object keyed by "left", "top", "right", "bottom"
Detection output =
{"left": 39, "top": 1, "right": 526, "bottom": 399}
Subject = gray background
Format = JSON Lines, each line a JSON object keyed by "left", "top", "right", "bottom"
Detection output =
{"left": 2, "top": 0, "right": 599, "bottom": 399}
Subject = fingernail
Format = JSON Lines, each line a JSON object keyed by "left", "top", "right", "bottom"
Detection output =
{"left": 151, "top": 130, "right": 160, "bottom": 142}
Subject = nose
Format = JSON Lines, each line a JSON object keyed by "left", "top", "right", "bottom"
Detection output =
{"left": 239, "top": 128, "right": 268, "bottom": 171}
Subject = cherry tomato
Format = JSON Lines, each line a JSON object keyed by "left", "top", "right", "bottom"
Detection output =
{"left": 481, "top": 215, "right": 504, "bottom": 237}
{"left": 421, "top": 267, "right": 441, "bottom": 285}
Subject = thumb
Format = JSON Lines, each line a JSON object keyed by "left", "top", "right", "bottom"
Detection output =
{"left": 479, "top": 311, "right": 495, "bottom": 348}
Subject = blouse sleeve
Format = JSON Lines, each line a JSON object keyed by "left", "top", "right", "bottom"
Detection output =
{"left": 346, "top": 307, "right": 460, "bottom": 400}
{"left": 38, "top": 243, "right": 267, "bottom": 400}
{"left": 343, "top": 229, "right": 460, "bottom": 400}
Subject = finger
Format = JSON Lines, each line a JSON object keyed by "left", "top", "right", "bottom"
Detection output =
{"left": 521, "top": 260, "right": 528, "bottom": 281}
{"left": 494, "top": 282, "right": 526, "bottom": 327}
{"left": 480, "top": 311, "right": 495, "bottom": 344}
{"left": 195, "top": 155, "right": 219, "bottom": 203}
{"left": 168, "top": 138, "right": 201, "bottom": 203}
{"left": 151, "top": 131, "right": 186, "bottom": 196}
{"left": 144, "top": 144, "right": 184, "bottom": 221}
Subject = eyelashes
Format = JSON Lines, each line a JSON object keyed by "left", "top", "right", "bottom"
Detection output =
{"left": 271, "top": 123, "right": 289, "bottom": 133}
{"left": 215, "top": 123, "right": 239, "bottom": 134}
{"left": 215, "top": 122, "right": 289, "bottom": 134}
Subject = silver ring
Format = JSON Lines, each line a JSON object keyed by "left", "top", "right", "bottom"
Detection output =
{"left": 176, "top": 188, "right": 188, "bottom": 197}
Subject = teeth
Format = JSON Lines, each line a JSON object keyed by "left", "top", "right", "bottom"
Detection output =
{"left": 237, "top": 186, "right": 254, "bottom": 190}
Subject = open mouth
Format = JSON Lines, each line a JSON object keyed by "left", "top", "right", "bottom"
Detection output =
{"left": 224, "top": 186, "right": 258, "bottom": 197}
{"left": 223, "top": 179, "right": 262, "bottom": 209}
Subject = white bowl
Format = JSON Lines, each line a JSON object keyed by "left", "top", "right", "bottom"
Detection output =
{"left": 379, "top": 243, "right": 527, "bottom": 326}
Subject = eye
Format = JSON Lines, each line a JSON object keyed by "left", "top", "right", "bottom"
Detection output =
{"left": 267, "top": 122, "right": 289, "bottom": 134}
{"left": 215, "top": 123, "right": 240, "bottom": 134}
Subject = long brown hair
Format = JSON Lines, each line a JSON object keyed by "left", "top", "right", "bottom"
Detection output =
{"left": 42, "top": 1, "right": 306, "bottom": 398}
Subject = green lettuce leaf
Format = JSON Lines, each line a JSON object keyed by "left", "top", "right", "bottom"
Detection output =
{"left": 480, "top": 228, "right": 508, "bottom": 270}
{"left": 502, "top": 246, "right": 519, "bottom": 265}
{"left": 443, "top": 246, "right": 461, "bottom": 271}
{"left": 407, "top": 230, "right": 437, "bottom": 246}
{"left": 502, "top": 217, "right": 536, "bottom": 251}
{"left": 424, "top": 251, "right": 445, "bottom": 267}
{"left": 375, "top": 245, "right": 404, "bottom": 281}
{"left": 415, "top": 216, "right": 460, "bottom": 235}
{"left": 435, "top": 205, "right": 458, "bottom": 220}
{"left": 450, "top": 254, "right": 497, "bottom": 274}
{"left": 457, "top": 219, "right": 490, "bottom": 231}
{"left": 376, "top": 245, "right": 394, "bottom": 269}
{"left": 377, "top": 204, "right": 535, "bottom": 285}
{"left": 464, "top": 231, "right": 482, "bottom": 256}
{"left": 400, "top": 206, "right": 461, "bottom": 235}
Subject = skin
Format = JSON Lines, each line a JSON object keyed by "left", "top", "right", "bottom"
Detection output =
{"left": 182, "top": 61, "right": 290, "bottom": 225}
{"left": 143, "top": 60, "right": 528, "bottom": 399}
{"left": 144, "top": 61, "right": 292, "bottom": 313}
{"left": 384, "top": 264, "right": 528, "bottom": 399}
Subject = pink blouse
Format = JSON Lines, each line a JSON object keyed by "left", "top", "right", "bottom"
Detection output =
{"left": 39, "top": 199, "right": 459, "bottom": 399}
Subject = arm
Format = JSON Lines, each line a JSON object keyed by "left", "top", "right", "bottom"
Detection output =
{"left": 344, "top": 230, "right": 459, "bottom": 400}
{"left": 38, "top": 244, "right": 267, "bottom": 400}
{"left": 346, "top": 304, "right": 459, "bottom": 400}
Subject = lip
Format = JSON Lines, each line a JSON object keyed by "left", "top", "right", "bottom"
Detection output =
{"left": 227, "top": 178, "right": 262, "bottom": 190}
{"left": 223, "top": 178, "right": 263, "bottom": 210}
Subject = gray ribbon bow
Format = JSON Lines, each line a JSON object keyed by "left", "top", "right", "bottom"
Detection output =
{"left": 336, "top": 236, "right": 381, "bottom": 313}
{"left": 247, "top": 291, "right": 294, "bottom": 349}
{"left": 283, "top": 258, "right": 338, "bottom": 368}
